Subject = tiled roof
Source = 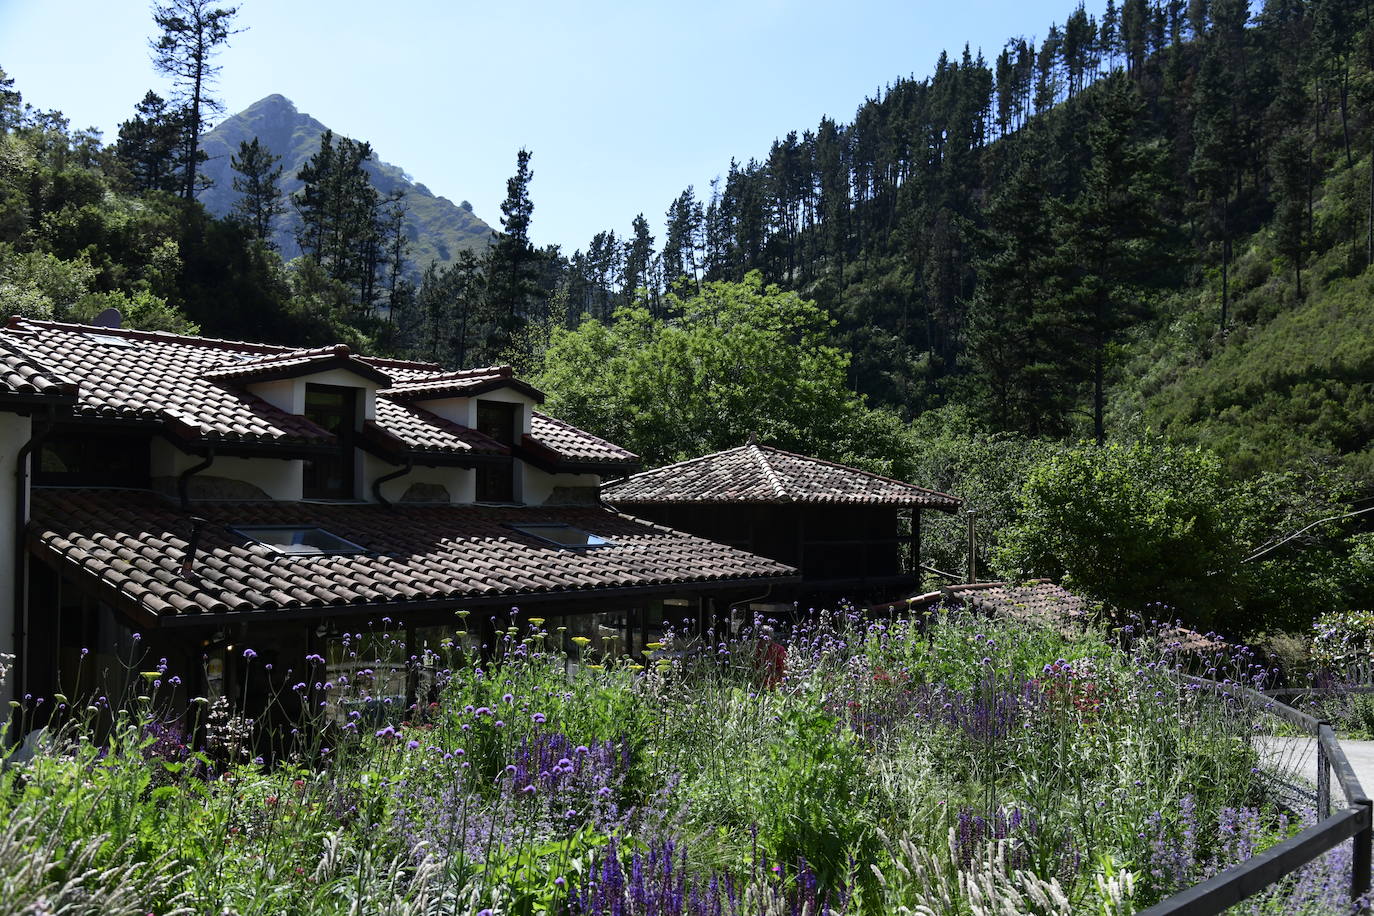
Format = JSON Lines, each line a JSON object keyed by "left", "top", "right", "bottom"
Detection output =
{"left": 0, "top": 338, "right": 79, "bottom": 402}
{"left": 369, "top": 398, "right": 508, "bottom": 460}
{"left": 30, "top": 488, "right": 797, "bottom": 622}
{"left": 5, "top": 321, "right": 333, "bottom": 446}
{"left": 527, "top": 412, "right": 638, "bottom": 468}
{"left": 385, "top": 366, "right": 544, "bottom": 403}
{"left": 0, "top": 320, "right": 635, "bottom": 470}
{"left": 947, "top": 580, "right": 1094, "bottom": 633}
{"left": 202, "top": 344, "right": 393, "bottom": 387}
{"left": 603, "top": 444, "right": 960, "bottom": 510}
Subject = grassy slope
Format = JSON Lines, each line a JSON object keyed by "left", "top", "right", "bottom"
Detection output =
{"left": 1115, "top": 153, "right": 1374, "bottom": 482}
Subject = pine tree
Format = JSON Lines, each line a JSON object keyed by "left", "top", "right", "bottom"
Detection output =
{"left": 115, "top": 91, "right": 187, "bottom": 193}
{"left": 229, "top": 137, "right": 284, "bottom": 245}
{"left": 485, "top": 148, "right": 541, "bottom": 360}
{"left": 293, "top": 130, "right": 382, "bottom": 314}
{"left": 1056, "top": 75, "right": 1177, "bottom": 442}
{"left": 622, "top": 213, "right": 656, "bottom": 312}
{"left": 1271, "top": 131, "right": 1309, "bottom": 298}
{"left": 149, "top": 0, "right": 240, "bottom": 200}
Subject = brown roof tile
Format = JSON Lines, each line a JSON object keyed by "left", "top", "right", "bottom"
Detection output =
{"left": 603, "top": 444, "right": 960, "bottom": 510}
{"left": 30, "top": 488, "right": 796, "bottom": 621}
{"left": 0, "top": 337, "right": 79, "bottom": 401}
{"left": 202, "top": 344, "right": 393, "bottom": 386}
{"left": 526, "top": 412, "right": 639, "bottom": 468}
{"left": 369, "top": 398, "right": 509, "bottom": 459}
{"left": 1, "top": 321, "right": 630, "bottom": 468}
{"left": 384, "top": 366, "right": 544, "bottom": 403}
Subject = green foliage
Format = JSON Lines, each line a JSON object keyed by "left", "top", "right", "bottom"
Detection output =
{"left": 999, "top": 438, "right": 1247, "bottom": 628}
{"left": 535, "top": 271, "right": 894, "bottom": 469}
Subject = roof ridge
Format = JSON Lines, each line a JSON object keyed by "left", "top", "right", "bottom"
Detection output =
{"left": 211, "top": 344, "right": 352, "bottom": 368}
{"left": 9, "top": 317, "right": 299, "bottom": 355}
{"left": 606, "top": 444, "right": 752, "bottom": 485}
{"left": 754, "top": 443, "right": 961, "bottom": 504}
{"left": 751, "top": 443, "right": 791, "bottom": 502}
{"left": 388, "top": 365, "right": 513, "bottom": 386}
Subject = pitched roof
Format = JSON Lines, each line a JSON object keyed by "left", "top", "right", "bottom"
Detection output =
{"left": 525, "top": 412, "right": 639, "bottom": 469}
{"left": 602, "top": 444, "right": 960, "bottom": 510}
{"left": 385, "top": 366, "right": 544, "bottom": 404}
{"left": 368, "top": 398, "right": 509, "bottom": 461}
{"left": 30, "top": 488, "right": 796, "bottom": 623}
{"left": 0, "top": 337, "right": 79, "bottom": 404}
{"left": 0, "top": 319, "right": 634, "bottom": 471}
{"left": 201, "top": 344, "right": 394, "bottom": 387}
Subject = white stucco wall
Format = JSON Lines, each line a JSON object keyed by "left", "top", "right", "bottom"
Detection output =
{"left": 416, "top": 396, "right": 472, "bottom": 427}
{"left": 360, "top": 452, "right": 473, "bottom": 504}
{"left": 0, "top": 411, "right": 32, "bottom": 703}
{"left": 246, "top": 369, "right": 380, "bottom": 421}
{"left": 522, "top": 468, "right": 601, "bottom": 507}
{"left": 150, "top": 439, "right": 302, "bottom": 501}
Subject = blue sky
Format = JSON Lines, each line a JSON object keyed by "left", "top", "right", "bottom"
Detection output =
{"left": 1, "top": 0, "right": 1073, "bottom": 253}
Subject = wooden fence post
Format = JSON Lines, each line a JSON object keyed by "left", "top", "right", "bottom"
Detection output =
{"left": 1355, "top": 798, "right": 1372, "bottom": 906}
{"left": 1318, "top": 721, "right": 1332, "bottom": 818}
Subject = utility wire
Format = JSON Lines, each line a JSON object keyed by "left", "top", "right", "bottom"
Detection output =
{"left": 1242, "top": 503, "right": 1374, "bottom": 564}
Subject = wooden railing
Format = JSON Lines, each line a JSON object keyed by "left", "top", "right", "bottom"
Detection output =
{"left": 1140, "top": 678, "right": 1372, "bottom": 915}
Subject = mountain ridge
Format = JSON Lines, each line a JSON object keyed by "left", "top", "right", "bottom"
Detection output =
{"left": 197, "top": 94, "right": 491, "bottom": 275}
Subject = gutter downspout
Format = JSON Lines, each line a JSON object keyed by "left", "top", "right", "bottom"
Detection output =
{"left": 178, "top": 449, "right": 215, "bottom": 512}
{"left": 13, "top": 406, "right": 57, "bottom": 709}
{"left": 371, "top": 458, "right": 413, "bottom": 507}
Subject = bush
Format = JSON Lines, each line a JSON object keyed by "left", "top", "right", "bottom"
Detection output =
{"left": 998, "top": 437, "right": 1248, "bottom": 629}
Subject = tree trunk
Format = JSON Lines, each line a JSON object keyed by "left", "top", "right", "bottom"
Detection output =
{"left": 1094, "top": 333, "right": 1105, "bottom": 446}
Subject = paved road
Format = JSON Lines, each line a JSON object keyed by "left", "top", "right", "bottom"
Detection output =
{"left": 1256, "top": 735, "right": 1374, "bottom": 804}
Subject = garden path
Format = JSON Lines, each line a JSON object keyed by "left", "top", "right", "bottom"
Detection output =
{"left": 1256, "top": 736, "right": 1374, "bottom": 804}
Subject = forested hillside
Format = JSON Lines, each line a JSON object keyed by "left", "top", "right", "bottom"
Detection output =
{"left": 549, "top": 0, "right": 1374, "bottom": 480}
{"left": 3, "top": 0, "right": 1374, "bottom": 638}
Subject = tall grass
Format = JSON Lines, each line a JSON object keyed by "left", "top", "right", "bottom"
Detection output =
{"left": 0, "top": 608, "right": 1362, "bottom": 914}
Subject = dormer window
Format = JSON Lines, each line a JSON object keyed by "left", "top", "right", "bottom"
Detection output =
{"left": 475, "top": 400, "right": 518, "bottom": 503}
{"left": 303, "top": 383, "right": 358, "bottom": 499}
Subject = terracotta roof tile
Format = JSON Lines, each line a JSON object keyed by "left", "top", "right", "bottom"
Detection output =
{"left": 30, "top": 488, "right": 797, "bottom": 621}
{"left": 603, "top": 444, "right": 960, "bottom": 510}
{"left": 202, "top": 344, "right": 393, "bottom": 386}
{"left": 384, "top": 366, "right": 544, "bottom": 403}
{"left": 1, "top": 321, "right": 628, "bottom": 467}
{"left": 369, "top": 398, "right": 509, "bottom": 459}
{"left": 0, "top": 337, "right": 78, "bottom": 401}
{"left": 527, "top": 412, "right": 639, "bottom": 467}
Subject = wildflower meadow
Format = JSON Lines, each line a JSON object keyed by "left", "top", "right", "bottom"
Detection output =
{"left": 0, "top": 607, "right": 1365, "bottom": 915}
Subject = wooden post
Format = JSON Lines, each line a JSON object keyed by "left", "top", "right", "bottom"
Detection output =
{"left": 1354, "top": 798, "right": 1371, "bottom": 904}
{"left": 965, "top": 510, "right": 978, "bottom": 584}
{"left": 1317, "top": 721, "right": 1332, "bottom": 819}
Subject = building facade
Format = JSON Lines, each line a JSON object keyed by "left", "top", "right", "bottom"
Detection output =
{"left": 0, "top": 319, "right": 796, "bottom": 713}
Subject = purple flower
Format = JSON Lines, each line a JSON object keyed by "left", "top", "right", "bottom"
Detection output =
{"left": 532, "top": 712, "right": 546, "bottom": 724}
{"left": 242, "top": 648, "right": 257, "bottom": 660}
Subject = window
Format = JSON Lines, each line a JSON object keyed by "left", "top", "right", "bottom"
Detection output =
{"left": 476, "top": 400, "right": 518, "bottom": 445}
{"left": 37, "top": 430, "right": 150, "bottom": 487}
{"left": 509, "top": 523, "right": 615, "bottom": 549}
{"left": 475, "top": 400, "right": 519, "bottom": 502}
{"left": 302, "top": 384, "right": 358, "bottom": 499}
{"left": 232, "top": 525, "right": 365, "bottom": 556}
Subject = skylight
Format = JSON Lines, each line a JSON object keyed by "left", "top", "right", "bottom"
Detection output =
{"left": 83, "top": 333, "right": 138, "bottom": 348}
{"left": 509, "top": 524, "right": 615, "bottom": 549}
{"left": 232, "top": 525, "right": 365, "bottom": 556}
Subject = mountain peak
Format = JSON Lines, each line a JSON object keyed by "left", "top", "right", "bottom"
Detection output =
{"left": 198, "top": 96, "right": 490, "bottom": 274}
